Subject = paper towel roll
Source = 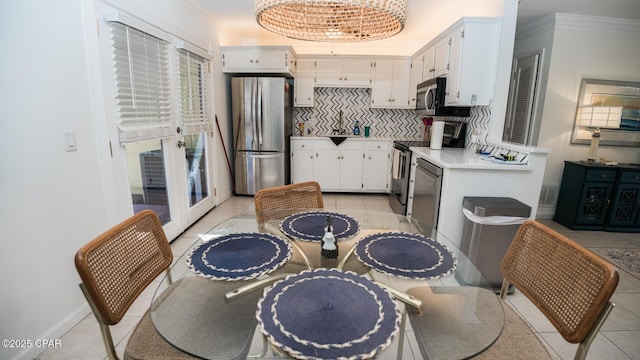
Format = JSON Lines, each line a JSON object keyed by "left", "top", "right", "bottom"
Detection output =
{"left": 430, "top": 121, "right": 445, "bottom": 150}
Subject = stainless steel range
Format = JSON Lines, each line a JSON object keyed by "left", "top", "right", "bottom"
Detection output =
{"left": 389, "top": 140, "right": 430, "bottom": 215}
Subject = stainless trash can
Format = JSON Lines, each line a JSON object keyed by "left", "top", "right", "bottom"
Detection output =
{"left": 460, "top": 197, "right": 531, "bottom": 292}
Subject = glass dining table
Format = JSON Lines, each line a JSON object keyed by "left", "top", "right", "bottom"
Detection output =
{"left": 150, "top": 209, "right": 504, "bottom": 360}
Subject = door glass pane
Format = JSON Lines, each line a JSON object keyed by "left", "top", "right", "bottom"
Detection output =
{"left": 184, "top": 133, "right": 208, "bottom": 207}
{"left": 126, "top": 139, "right": 172, "bottom": 224}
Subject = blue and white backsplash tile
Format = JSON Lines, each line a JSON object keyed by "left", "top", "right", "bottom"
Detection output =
{"left": 293, "top": 87, "right": 491, "bottom": 144}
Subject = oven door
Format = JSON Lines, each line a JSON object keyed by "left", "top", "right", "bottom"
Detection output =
{"left": 389, "top": 147, "right": 410, "bottom": 214}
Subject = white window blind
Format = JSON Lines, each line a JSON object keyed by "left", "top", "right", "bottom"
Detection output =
{"left": 177, "top": 48, "right": 213, "bottom": 135}
{"left": 109, "top": 22, "right": 173, "bottom": 144}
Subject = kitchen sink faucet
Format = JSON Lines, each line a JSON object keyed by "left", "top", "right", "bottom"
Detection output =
{"left": 333, "top": 110, "right": 346, "bottom": 135}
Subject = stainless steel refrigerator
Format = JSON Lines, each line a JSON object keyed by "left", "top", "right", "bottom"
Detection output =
{"left": 232, "top": 77, "right": 293, "bottom": 195}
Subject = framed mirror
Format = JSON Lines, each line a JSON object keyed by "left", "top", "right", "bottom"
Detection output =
{"left": 571, "top": 79, "right": 640, "bottom": 146}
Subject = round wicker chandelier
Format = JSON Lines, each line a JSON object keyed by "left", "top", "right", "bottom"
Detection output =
{"left": 255, "top": 0, "right": 408, "bottom": 42}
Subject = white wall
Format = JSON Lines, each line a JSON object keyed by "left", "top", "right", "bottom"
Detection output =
{"left": 0, "top": 1, "right": 229, "bottom": 359}
{"left": 0, "top": 2, "right": 110, "bottom": 360}
{"left": 515, "top": 14, "right": 640, "bottom": 216}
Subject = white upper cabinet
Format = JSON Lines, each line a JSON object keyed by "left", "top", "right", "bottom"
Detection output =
{"left": 314, "top": 57, "right": 372, "bottom": 87}
{"left": 421, "top": 37, "right": 449, "bottom": 80}
{"left": 444, "top": 18, "right": 500, "bottom": 106}
{"left": 421, "top": 46, "right": 435, "bottom": 80}
{"left": 409, "top": 54, "right": 424, "bottom": 108}
{"left": 371, "top": 58, "right": 412, "bottom": 109}
{"left": 433, "top": 37, "right": 450, "bottom": 78}
{"left": 294, "top": 58, "right": 315, "bottom": 107}
{"left": 222, "top": 46, "right": 296, "bottom": 76}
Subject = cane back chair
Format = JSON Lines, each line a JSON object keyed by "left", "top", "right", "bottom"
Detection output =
{"left": 500, "top": 220, "right": 619, "bottom": 360}
{"left": 254, "top": 181, "right": 324, "bottom": 272}
{"left": 254, "top": 181, "right": 324, "bottom": 229}
{"left": 74, "top": 210, "right": 195, "bottom": 360}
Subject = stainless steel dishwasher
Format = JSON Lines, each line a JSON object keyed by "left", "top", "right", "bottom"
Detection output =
{"left": 411, "top": 158, "right": 443, "bottom": 236}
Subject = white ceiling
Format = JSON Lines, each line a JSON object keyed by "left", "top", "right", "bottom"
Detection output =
{"left": 192, "top": 0, "right": 640, "bottom": 56}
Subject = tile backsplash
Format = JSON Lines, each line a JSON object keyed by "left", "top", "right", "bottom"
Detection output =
{"left": 293, "top": 87, "right": 491, "bottom": 144}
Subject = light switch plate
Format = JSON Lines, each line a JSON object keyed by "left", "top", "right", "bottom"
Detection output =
{"left": 65, "top": 130, "right": 77, "bottom": 152}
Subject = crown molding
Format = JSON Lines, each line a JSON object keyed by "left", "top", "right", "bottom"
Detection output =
{"left": 517, "top": 13, "right": 640, "bottom": 39}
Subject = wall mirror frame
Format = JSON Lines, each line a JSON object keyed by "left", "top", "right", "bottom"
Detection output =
{"left": 571, "top": 78, "right": 640, "bottom": 147}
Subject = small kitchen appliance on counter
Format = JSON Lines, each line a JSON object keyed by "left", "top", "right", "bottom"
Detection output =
{"left": 442, "top": 121, "right": 466, "bottom": 148}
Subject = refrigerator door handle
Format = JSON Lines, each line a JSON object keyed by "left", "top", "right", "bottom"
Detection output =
{"left": 243, "top": 153, "right": 283, "bottom": 159}
{"left": 251, "top": 80, "right": 258, "bottom": 149}
{"left": 257, "top": 82, "right": 263, "bottom": 148}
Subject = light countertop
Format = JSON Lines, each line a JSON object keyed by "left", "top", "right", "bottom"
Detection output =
{"left": 290, "top": 136, "right": 409, "bottom": 142}
{"left": 410, "top": 147, "right": 532, "bottom": 170}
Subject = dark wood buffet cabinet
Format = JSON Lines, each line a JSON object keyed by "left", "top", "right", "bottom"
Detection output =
{"left": 554, "top": 161, "right": 640, "bottom": 232}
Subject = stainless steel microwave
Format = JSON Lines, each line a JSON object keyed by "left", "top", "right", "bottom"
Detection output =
{"left": 415, "top": 77, "right": 470, "bottom": 117}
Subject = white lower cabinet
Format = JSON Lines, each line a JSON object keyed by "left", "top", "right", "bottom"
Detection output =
{"left": 291, "top": 140, "right": 315, "bottom": 183}
{"left": 290, "top": 138, "right": 390, "bottom": 192}
{"left": 316, "top": 141, "right": 364, "bottom": 191}
{"left": 363, "top": 142, "right": 390, "bottom": 191}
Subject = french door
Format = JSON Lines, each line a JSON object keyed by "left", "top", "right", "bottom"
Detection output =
{"left": 124, "top": 131, "right": 215, "bottom": 239}
{"left": 101, "top": 8, "right": 217, "bottom": 240}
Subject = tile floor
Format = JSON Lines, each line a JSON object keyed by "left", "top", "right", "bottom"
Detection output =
{"left": 37, "top": 194, "right": 640, "bottom": 360}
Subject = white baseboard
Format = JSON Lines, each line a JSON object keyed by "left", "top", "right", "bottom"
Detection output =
{"left": 11, "top": 304, "right": 91, "bottom": 360}
{"left": 535, "top": 205, "right": 556, "bottom": 219}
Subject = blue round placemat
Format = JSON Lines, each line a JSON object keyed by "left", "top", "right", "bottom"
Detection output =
{"left": 280, "top": 211, "right": 360, "bottom": 242}
{"left": 354, "top": 232, "right": 457, "bottom": 279}
{"left": 257, "top": 268, "right": 400, "bottom": 360}
{"left": 187, "top": 232, "right": 291, "bottom": 281}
